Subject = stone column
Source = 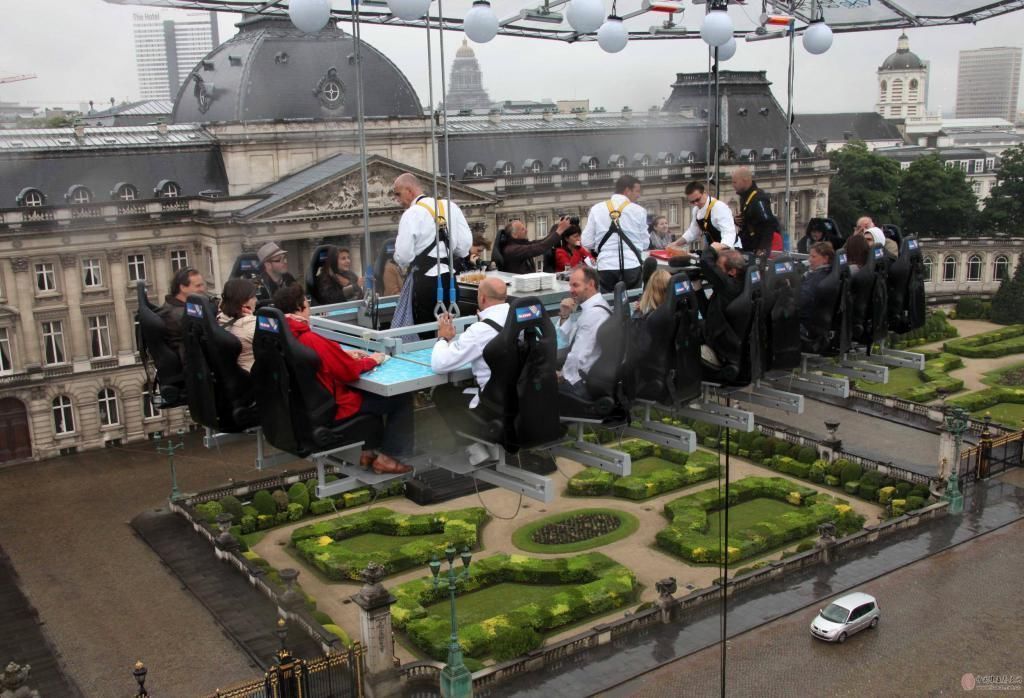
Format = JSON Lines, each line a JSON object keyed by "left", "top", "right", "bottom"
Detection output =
{"left": 60, "top": 254, "right": 88, "bottom": 365}
{"left": 351, "top": 562, "right": 399, "bottom": 697}
{"left": 937, "top": 429, "right": 956, "bottom": 480}
{"left": 10, "top": 258, "right": 41, "bottom": 367}
{"left": 107, "top": 251, "right": 134, "bottom": 362}
{"left": 151, "top": 245, "right": 168, "bottom": 302}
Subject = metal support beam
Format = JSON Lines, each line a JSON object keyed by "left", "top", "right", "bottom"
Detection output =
{"left": 675, "top": 401, "right": 755, "bottom": 432}
{"left": 308, "top": 441, "right": 385, "bottom": 499}
{"left": 732, "top": 381, "right": 805, "bottom": 414}
{"left": 778, "top": 370, "right": 850, "bottom": 399}
{"left": 409, "top": 447, "right": 554, "bottom": 502}
{"left": 850, "top": 347, "right": 926, "bottom": 370}
{"left": 804, "top": 355, "right": 889, "bottom": 383}
{"left": 203, "top": 427, "right": 297, "bottom": 470}
{"left": 621, "top": 402, "right": 698, "bottom": 452}
{"left": 549, "top": 422, "right": 632, "bottom": 475}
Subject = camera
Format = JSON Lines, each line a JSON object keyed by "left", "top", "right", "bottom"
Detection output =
{"left": 560, "top": 213, "right": 580, "bottom": 227}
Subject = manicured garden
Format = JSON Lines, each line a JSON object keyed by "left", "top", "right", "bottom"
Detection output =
{"left": 655, "top": 476, "right": 866, "bottom": 564}
{"left": 392, "top": 552, "right": 638, "bottom": 663}
{"left": 857, "top": 352, "right": 964, "bottom": 402}
{"left": 944, "top": 324, "right": 1024, "bottom": 358}
{"left": 511, "top": 508, "right": 640, "bottom": 553}
{"left": 566, "top": 439, "right": 721, "bottom": 500}
{"left": 290, "top": 507, "right": 489, "bottom": 581}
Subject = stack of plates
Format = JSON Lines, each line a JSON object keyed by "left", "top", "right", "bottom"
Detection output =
{"left": 512, "top": 272, "right": 555, "bottom": 293}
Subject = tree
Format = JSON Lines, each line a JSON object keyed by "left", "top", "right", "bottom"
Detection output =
{"left": 990, "top": 257, "right": 1024, "bottom": 325}
{"left": 827, "top": 141, "right": 903, "bottom": 234}
{"left": 897, "top": 155, "right": 977, "bottom": 237}
{"left": 982, "top": 144, "right": 1024, "bottom": 234}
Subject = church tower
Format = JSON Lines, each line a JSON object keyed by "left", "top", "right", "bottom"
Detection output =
{"left": 877, "top": 33, "right": 928, "bottom": 120}
{"left": 445, "top": 39, "right": 492, "bottom": 111}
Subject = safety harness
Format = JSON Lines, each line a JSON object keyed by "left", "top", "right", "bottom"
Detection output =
{"left": 413, "top": 198, "right": 459, "bottom": 317}
{"left": 596, "top": 199, "right": 643, "bottom": 276}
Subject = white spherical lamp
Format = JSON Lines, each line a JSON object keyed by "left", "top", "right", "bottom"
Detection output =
{"left": 464, "top": 0, "right": 498, "bottom": 43}
{"left": 568, "top": 0, "right": 605, "bottom": 34}
{"left": 803, "top": 19, "right": 833, "bottom": 55}
{"left": 597, "top": 15, "right": 628, "bottom": 53}
{"left": 700, "top": 8, "right": 733, "bottom": 47}
{"left": 289, "top": 0, "right": 331, "bottom": 33}
{"left": 387, "top": 0, "right": 431, "bottom": 21}
{"left": 717, "top": 37, "right": 736, "bottom": 61}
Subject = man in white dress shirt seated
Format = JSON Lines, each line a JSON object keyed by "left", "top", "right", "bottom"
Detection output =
{"left": 557, "top": 265, "right": 612, "bottom": 398}
{"left": 430, "top": 278, "right": 510, "bottom": 454}
{"left": 582, "top": 175, "right": 649, "bottom": 292}
{"left": 392, "top": 172, "right": 472, "bottom": 328}
{"left": 667, "top": 180, "right": 738, "bottom": 260}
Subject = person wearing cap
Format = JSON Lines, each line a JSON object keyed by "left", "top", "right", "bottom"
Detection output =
{"left": 256, "top": 242, "right": 296, "bottom": 302}
{"left": 554, "top": 220, "right": 593, "bottom": 272}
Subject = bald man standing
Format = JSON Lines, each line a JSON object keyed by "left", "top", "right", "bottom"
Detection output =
{"left": 392, "top": 172, "right": 472, "bottom": 326}
{"left": 731, "top": 166, "right": 779, "bottom": 255}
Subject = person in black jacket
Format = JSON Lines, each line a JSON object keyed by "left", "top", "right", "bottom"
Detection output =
{"left": 499, "top": 218, "right": 568, "bottom": 274}
{"left": 699, "top": 244, "right": 746, "bottom": 368}
{"left": 797, "top": 218, "right": 842, "bottom": 254}
{"left": 156, "top": 267, "right": 206, "bottom": 361}
{"left": 731, "top": 166, "right": 779, "bottom": 255}
{"left": 799, "top": 241, "right": 834, "bottom": 334}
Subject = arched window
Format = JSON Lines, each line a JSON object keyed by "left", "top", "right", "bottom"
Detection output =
{"left": 663, "top": 153, "right": 675, "bottom": 165}
{"left": 587, "top": 157, "right": 599, "bottom": 170}
{"left": 52, "top": 395, "right": 74, "bottom": 435}
{"left": 966, "top": 255, "right": 982, "bottom": 282}
{"left": 155, "top": 180, "right": 181, "bottom": 198}
{"left": 530, "top": 160, "right": 543, "bottom": 174}
{"left": 501, "top": 161, "right": 514, "bottom": 176}
{"left": 922, "top": 256, "right": 933, "bottom": 281}
{"left": 67, "top": 185, "right": 92, "bottom": 204}
{"left": 908, "top": 79, "right": 919, "bottom": 101}
{"left": 994, "top": 255, "right": 1009, "bottom": 281}
{"left": 943, "top": 255, "right": 957, "bottom": 282}
{"left": 557, "top": 159, "right": 569, "bottom": 172}
{"left": 880, "top": 80, "right": 887, "bottom": 96}
{"left": 112, "top": 183, "right": 138, "bottom": 201}
{"left": 469, "top": 163, "right": 485, "bottom": 178}
{"left": 17, "top": 188, "right": 46, "bottom": 207}
{"left": 97, "top": 388, "right": 119, "bottom": 427}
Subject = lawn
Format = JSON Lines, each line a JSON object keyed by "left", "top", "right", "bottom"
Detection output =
{"left": 971, "top": 403, "right": 1024, "bottom": 429}
{"left": 631, "top": 456, "right": 685, "bottom": 477}
{"left": 982, "top": 362, "right": 1024, "bottom": 388}
{"left": 331, "top": 532, "right": 450, "bottom": 554}
{"left": 704, "top": 499, "right": 794, "bottom": 539}
{"left": 857, "top": 367, "right": 925, "bottom": 396}
{"left": 423, "top": 583, "right": 564, "bottom": 627}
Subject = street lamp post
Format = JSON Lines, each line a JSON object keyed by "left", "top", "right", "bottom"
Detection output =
{"left": 157, "top": 430, "right": 186, "bottom": 501}
{"left": 430, "top": 545, "right": 473, "bottom": 698}
{"left": 943, "top": 404, "right": 968, "bottom": 514}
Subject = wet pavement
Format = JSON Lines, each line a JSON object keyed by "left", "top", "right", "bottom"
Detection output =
{"left": 498, "top": 476, "right": 1024, "bottom": 697}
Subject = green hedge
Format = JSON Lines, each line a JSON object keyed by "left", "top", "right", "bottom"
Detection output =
{"left": 291, "top": 507, "right": 488, "bottom": 581}
{"left": 392, "top": 552, "right": 638, "bottom": 662}
{"left": 891, "top": 310, "right": 958, "bottom": 349}
{"left": 566, "top": 442, "right": 720, "bottom": 500}
{"left": 655, "top": 476, "right": 865, "bottom": 564}
{"left": 566, "top": 468, "right": 617, "bottom": 496}
{"left": 945, "top": 325, "right": 1024, "bottom": 358}
{"left": 949, "top": 386, "right": 1024, "bottom": 413}
{"left": 956, "top": 298, "right": 991, "bottom": 320}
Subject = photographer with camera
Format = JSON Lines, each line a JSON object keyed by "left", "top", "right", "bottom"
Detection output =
{"left": 553, "top": 214, "right": 593, "bottom": 272}
{"left": 500, "top": 217, "right": 567, "bottom": 275}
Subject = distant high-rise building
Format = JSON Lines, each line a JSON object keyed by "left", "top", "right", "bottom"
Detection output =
{"left": 955, "top": 47, "right": 1023, "bottom": 122}
{"left": 132, "top": 11, "right": 219, "bottom": 101}
{"left": 445, "top": 40, "right": 491, "bottom": 112}
{"left": 877, "top": 34, "right": 928, "bottom": 120}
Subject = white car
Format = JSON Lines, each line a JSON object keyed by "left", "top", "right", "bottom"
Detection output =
{"left": 810, "top": 591, "right": 880, "bottom": 643}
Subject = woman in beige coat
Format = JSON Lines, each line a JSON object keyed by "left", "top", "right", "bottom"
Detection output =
{"left": 217, "top": 278, "right": 258, "bottom": 372}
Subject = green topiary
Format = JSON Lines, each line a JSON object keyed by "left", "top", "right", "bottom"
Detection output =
{"left": 310, "top": 499, "right": 337, "bottom": 516}
{"left": 271, "top": 490, "right": 290, "bottom": 512}
{"left": 877, "top": 486, "right": 897, "bottom": 504}
{"left": 840, "top": 461, "right": 863, "bottom": 485}
{"left": 796, "top": 446, "right": 819, "bottom": 464}
{"left": 895, "top": 482, "right": 914, "bottom": 498}
{"left": 288, "top": 482, "right": 310, "bottom": 514}
{"left": 825, "top": 474, "right": 841, "bottom": 487}
{"left": 305, "top": 479, "right": 320, "bottom": 501}
{"left": 195, "top": 500, "right": 223, "bottom": 524}
{"left": 860, "top": 469, "right": 883, "bottom": 487}
{"left": 287, "top": 502, "right": 304, "bottom": 522}
{"left": 808, "top": 460, "right": 829, "bottom": 483}
{"left": 844, "top": 481, "right": 860, "bottom": 494}
{"left": 257, "top": 514, "right": 275, "bottom": 530}
{"left": 322, "top": 624, "right": 352, "bottom": 646}
{"left": 240, "top": 515, "right": 257, "bottom": 534}
{"left": 905, "top": 495, "right": 925, "bottom": 511}
{"left": 858, "top": 483, "right": 879, "bottom": 501}
{"left": 219, "top": 495, "right": 244, "bottom": 521}
{"left": 253, "top": 490, "right": 277, "bottom": 517}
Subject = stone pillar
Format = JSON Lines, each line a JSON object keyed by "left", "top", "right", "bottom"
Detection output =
{"left": 10, "top": 258, "right": 41, "bottom": 367}
{"left": 60, "top": 254, "right": 88, "bottom": 364}
{"left": 937, "top": 429, "right": 956, "bottom": 479}
{"left": 107, "top": 251, "right": 135, "bottom": 362}
{"left": 151, "top": 246, "right": 168, "bottom": 303}
{"left": 351, "top": 562, "right": 399, "bottom": 696}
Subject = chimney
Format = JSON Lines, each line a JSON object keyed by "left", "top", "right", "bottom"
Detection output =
{"left": 542, "top": 108, "right": 553, "bottom": 122}
{"left": 488, "top": 108, "right": 501, "bottom": 125}
{"left": 74, "top": 124, "right": 86, "bottom": 140}
{"left": 621, "top": 106, "right": 632, "bottom": 120}
{"left": 157, "top": 121, "right": 168, "bottom": 136}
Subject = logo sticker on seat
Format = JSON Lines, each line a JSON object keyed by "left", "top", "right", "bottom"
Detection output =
{"left": 318, "top": 249, "right": 328, "bottom": 262}
{"left": 516, "top": 304, "right": 543, "bottom": 322}
{"left": 775, "top": 262, "right": 792, "bottom": 274}
{"left": 674, "top": 280, "right": 691, "bottom": 296}
{"left": 257, "top": 316, "right": 280, "bottom": 333}
{"left": 240, "top": 259, "right": 259, "bottom": 272}
{"left": 185, "top": 302, "right": 203, "bottom": 318}
{"left": 838, "top": 251, "right": 848, "bottom": 266}
{"left": 908, "top": 239, "right": 918, "bottom": 250}
{"left": 750, "top": 271, "right": 761, "bottom": 285}
{"left": 873, "top": 247, "right": 885, "bottom": 259}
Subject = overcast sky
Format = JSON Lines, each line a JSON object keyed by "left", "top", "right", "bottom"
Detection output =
{"left": 2, "top": 0, "right": 1023, "bottom": 116}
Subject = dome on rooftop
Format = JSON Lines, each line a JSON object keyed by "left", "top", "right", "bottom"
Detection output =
{"left": 172, "top": 15, "right": 422, "bottom": 123}
{"left": 456, "top": 39, "right": 476, "bottom": 59}
{"left": 879, "top": 33, "right": 926, "bottom": 71}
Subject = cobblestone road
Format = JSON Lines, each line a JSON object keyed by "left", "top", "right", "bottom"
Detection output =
{"left": 611, "top": 518, "right": 1024, "bottom": 698}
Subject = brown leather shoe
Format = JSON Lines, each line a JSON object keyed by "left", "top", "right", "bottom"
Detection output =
{"left": 371, "top": 456, "right": 413, "bottom": 475}
{"left": 359, "top": 451, "right": 377, "bottom": 469}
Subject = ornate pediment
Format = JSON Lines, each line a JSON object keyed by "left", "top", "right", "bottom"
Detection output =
{"left": 283, "top": 167, "right": 398, "bottom": 216}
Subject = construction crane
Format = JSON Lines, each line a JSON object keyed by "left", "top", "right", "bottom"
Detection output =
{"left": 0, "top": 74, "right": 37, "bottom": 85}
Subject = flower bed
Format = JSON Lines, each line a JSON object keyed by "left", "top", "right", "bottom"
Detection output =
{"left": 566, "top": 439, "right": 721, "bottom": 499}
{"left": 290, "top": 507, "right": 488, "bottom": 581}
{"left": 655, "top": 476, "right": 866, "bottom": 564}
{"left": 510, "top": 508, "right": 640, "bottom": 554}
{"left": 392, "top": 552, "right": 638, "bottom": 662}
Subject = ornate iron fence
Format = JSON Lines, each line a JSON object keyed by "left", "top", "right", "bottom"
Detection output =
{"left": 204, "top": 645, "right": 364, "bottom": 698}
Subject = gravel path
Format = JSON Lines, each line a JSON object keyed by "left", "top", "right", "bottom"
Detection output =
{"left": 0, "top": 434, "right": 262, "bottom": 698}
{"left": 253, "top": 453, "right": 884, "bottom": 662}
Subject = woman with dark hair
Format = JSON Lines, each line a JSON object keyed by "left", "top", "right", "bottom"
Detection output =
{"left": 217, "top": 278, "right": 258, "bottom": 372}
{"left": 273, "top": 283, "right": 413, "bottom": 474}
{"left": 316, "top": 246, "right": 364, "bottom": 304}
{"left": 553, "top": 223, "right": 594, "bottom": 272}
{"left": 844, "top": 232, "right": 870, "bottom": 274}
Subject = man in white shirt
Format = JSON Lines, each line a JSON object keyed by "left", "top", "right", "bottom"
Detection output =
{"left": 557, "top": 265, "right": 612, "bottom": 397}
{"left": 582, "top": 175, "right": 649, "bottom": 292}
{"left": 392, "top": 172, "right": 472, "bottom": 326}
{"left": 669, "top": 181, "right": 738, "bottom": 258}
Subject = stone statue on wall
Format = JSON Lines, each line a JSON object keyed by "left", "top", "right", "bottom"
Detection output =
{"left": 286, "top": 171, "right": 395, "bottom": 214}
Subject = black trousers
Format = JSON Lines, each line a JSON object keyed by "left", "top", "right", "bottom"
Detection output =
{"left": 412, "top": 272, "right": 453, "bottom": 338}
{"left": 432, "top": 383, "right": 500, "bottom": 444}
{"left": 598, "top": 267, "right": 642, "bottom": 294}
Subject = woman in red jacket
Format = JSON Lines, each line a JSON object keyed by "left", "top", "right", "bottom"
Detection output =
{"left": 553, "top": 223, "right": 594, "bottom": 272}
{"left": 275, "top": 283, "right": 413, "bottom": 474}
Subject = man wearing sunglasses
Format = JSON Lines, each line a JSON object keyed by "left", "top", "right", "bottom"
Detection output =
{"left": 256, "top": 241, "right": 296, "bottom": 303}
{"left": 669, "top": 180, "right": 738, "bottom": 256}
